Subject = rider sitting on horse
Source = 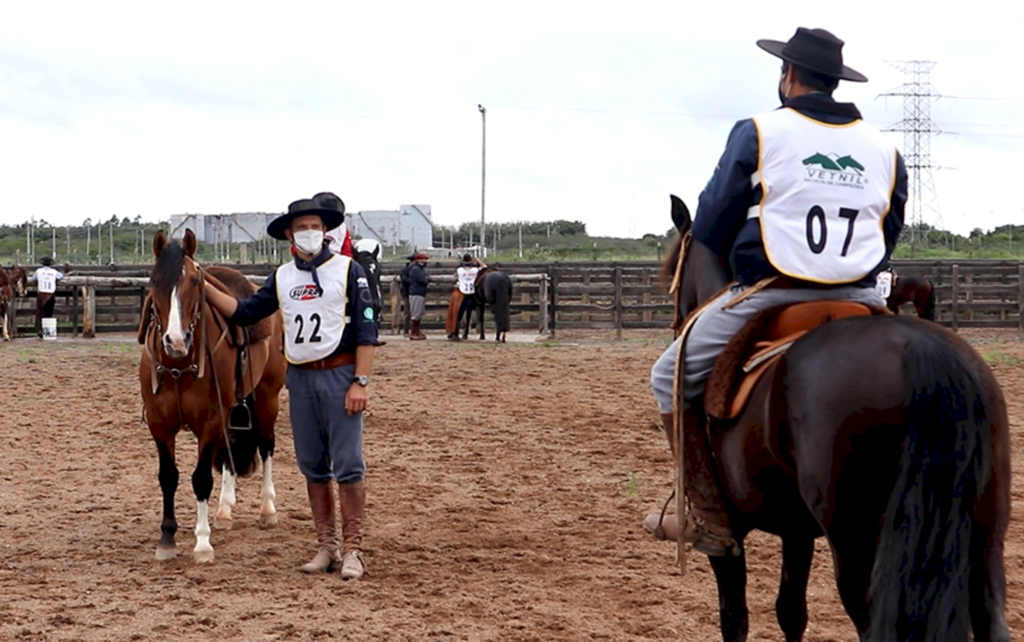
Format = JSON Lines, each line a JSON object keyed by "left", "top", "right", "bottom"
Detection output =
{"left": 646, "top": 27, "right": 908, "bottom": 556}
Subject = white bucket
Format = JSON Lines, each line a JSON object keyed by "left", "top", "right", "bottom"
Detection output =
{"left": 42, "top": 317, "right": 57, "bottom": 341}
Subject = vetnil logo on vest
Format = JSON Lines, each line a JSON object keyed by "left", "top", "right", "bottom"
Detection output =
{"left": 289, "top": 284, "right": 321, "bottom": 301}
{"left": 802, "top": 153, "right": 866, "bottom": 189}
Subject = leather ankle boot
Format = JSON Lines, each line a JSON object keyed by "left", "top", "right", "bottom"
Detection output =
{"left": 679, "top": 398, "right": 738, "bottom": 557}
{"left": 300, "top": 480, "right": 341, "bottom": 573}
{"left": 338, "top": 480, "right": 366, "bottom": 580}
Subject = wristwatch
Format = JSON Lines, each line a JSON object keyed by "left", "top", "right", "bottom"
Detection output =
{"left": 354, "top": 375, "right": 370, "bottom": 387}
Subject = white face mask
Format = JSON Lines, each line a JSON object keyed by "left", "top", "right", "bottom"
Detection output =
{"left": 292, "top": 229, "right": 325, "bottom": 256}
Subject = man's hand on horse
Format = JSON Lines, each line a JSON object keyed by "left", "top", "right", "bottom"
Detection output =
{"left": 345, "top": 384, "right": 369, "bottom": 416}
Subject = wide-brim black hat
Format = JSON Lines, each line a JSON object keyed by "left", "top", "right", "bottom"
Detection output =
{"left": 267, "top": 191, "right": 346, "bottom": 240}
{"left": 757, "top": 27, "right": 867, "bottom": 83}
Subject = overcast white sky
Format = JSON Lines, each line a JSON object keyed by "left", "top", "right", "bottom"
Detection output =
{"left": 1, "top": 0, "right": 1020, "bottom": 239}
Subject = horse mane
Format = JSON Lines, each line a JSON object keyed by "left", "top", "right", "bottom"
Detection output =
{"left": 151, "top": 242, "right": 186, "bottom": 292}
{"left": 660, "top": 233, "right": 685, "bottom": 290}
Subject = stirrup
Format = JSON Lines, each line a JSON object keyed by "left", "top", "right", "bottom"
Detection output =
{"left": 228, "top": 403, "right": 252, "bottom": 431}
{"left": 682, "top": 511, "right": 740, "bottom": 557}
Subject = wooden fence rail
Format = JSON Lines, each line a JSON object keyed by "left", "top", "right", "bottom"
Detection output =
{"left": 3, "top": 259, "right": 1023, "bottom": 340}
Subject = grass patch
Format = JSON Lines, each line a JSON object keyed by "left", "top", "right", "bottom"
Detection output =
{"left": 618, "top": 471, "right": 638, "bottom": 500}
{"left": 982, "top": 349, "right": 1020, "bottom": 368}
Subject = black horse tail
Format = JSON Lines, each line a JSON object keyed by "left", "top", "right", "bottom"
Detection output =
{"left": 921, "top": 282, "right": 937, "bottom": 321}
{"left": 867, "top": 334, "right": 991, "bottom": 642}
{"left": 215, "top": 394, "right": 262, "bottom": 477}
{"left": 487, "top": 272, "right": 512, "bottom": 333}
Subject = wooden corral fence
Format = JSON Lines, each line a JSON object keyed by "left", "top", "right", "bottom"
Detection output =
{"left": 2, "top": 259, "right": 1023, "bottom": 339}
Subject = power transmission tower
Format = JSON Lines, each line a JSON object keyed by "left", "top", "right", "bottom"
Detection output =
{"left": 879, "top": 61, "right": 944, "bottom": 256}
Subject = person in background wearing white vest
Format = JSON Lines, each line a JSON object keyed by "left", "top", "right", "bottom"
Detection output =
{"left": 205, "top": 192, "right": 378, "bottom": 580}
{"left": 645, "top": 28, "right": 907, "bottom": 556}
{"left": 30, "top": 257, "right": 64, "bottom": 338}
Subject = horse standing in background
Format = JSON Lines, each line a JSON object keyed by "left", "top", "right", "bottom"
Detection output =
{"left": 139, "top": 229, "right": 286, "bottom": 562}
{"left": 0, "top": 268, "right": 13, "bottom": 341}
{"left": 887, "top": 274, "right": 937, "bottom": 321}
{"left": 459, "top": 268, "right": 513, "bottom": 342}
{"left": 661, "top": 194, "right": 1009, "bottom": 642}
{"left": 353, "top": 239, "right": 383, "bottom": 322}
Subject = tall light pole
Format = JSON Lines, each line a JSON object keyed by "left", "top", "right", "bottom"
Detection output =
{"left": 478, "top": 104, "right": 486, "bottom": 255}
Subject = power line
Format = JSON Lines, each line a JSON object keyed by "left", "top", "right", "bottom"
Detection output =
{"left": 879, "top": 60, "right": 944, "bottom": 252}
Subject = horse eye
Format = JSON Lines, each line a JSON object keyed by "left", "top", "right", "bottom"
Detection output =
{"left": 191, "top": 278, "right": 200, "bottom": 287}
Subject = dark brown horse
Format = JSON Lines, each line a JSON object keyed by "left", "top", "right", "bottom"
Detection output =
{"left": 662, "top": 195, "right": 1009, "bottom": 642}
{"left": 139, "top": 229, "right": 286, "bottom": 562}
{"left": 887, "top": 274, "right": 936, "bottom": 321}
{"left": 458, "top": 267, "right": 513, "bottom": 342}
{"left": 0, "top": 268, "right": 13, "bottom": 341}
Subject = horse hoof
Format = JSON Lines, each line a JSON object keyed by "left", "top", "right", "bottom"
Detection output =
{"left": 194, "top": 548, "right": 215, "bottom": 564}
{"left": 213, "top": 517, "right": 233, "bottom": 531}
{"left": 155, "top": 545, "right": 179, "bottom": 561}
{"left": 259, "top": 512, "right": 278, "bottom": 528}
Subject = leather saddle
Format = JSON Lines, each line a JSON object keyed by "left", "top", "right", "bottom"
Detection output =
{"left": 704, "top": 300, "right": 890, "bottom": 421}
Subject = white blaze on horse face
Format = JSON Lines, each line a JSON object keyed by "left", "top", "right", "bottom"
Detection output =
{"left": 163, "top": 283, "right": 188, "bottom": 357}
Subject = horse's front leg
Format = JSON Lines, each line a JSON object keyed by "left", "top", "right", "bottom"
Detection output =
{"left": 213, "top": 464, "right": 236, "bottom": 530}
{"left": 709, "top": 544, "right": 749, "bottom": 642}
{"left": 1, "top": 311, "right": 9, "bottom": 341}
{"left": 154, "top": 438, "right": 180, "bottom": 560}
{"left": 776, "top": 534, "right": 814, "bottom": 642}
{"left": 258, "top": 453, "right": 278, "bottom": 527}
{"left": 191, "top": 443, "right": 217, "bottom": 563}
{"left": 477, "top": 305, "right": 485, "bottom": 341}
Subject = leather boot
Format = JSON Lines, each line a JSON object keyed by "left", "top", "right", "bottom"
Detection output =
{"left": 338, "top": 480, "right": 366, "bottom": 580}
{"left": 410, "top": 320, "right": 426, "bottom": 341}
{"left": 679, "top": 397, "right": 738, "bottom": 557}
{"left": 299, "top": 480, "right": 341, "bottom": 573}
{"left": 643, "top": 412, "right": 681, "bottom": 541}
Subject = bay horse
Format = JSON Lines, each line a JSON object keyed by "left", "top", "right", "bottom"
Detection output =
{"left": 139, "top": 229, "right": 286, "bottom": 562}
{"left": 662, "top": 195, "right": 1009, "bottom": 642}
{"left": 887, "top": 274, "right": 936, "bottom": 321}
{"left": 459, "top": 268, "right": 513, "bottom": 342}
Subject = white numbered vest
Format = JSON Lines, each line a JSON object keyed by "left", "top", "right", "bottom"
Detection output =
{"left": 275, "top": 255, "right": 351, "bottom": 364}
{"left": 751, "top": 108, "right": 897, "bottom": 284}
{"left": 35, "top": 267, "right": 62, "bottom": 294}
{"left": 457, "top": 267, "right": 479, "bottom": 295}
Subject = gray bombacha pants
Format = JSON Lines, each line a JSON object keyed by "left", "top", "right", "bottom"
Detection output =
{"left": 650, "top": 284, "right": 885, "bottom": 413}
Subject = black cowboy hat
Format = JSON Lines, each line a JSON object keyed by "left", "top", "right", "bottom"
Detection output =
{"left": 757, "top": 27, "right": 867, "bottom": 83}
{"left": 460, "top": 253, "right": 475, "bottom": 265}
{"left": 40, "top": 256, "right": 54, "bottom": 266}
{"left": 267, "top": 191, "right": 346, "bottom": 240}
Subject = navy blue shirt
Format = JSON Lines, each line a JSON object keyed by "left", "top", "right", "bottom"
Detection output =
{"left": 691, "top": 93, "right": 908, "bottom": 287}
{"left": 407, "top": 263, "right": 431, "bottom": 297}
{"left": 232, "top": 250, "right": 379, "bottom": 353}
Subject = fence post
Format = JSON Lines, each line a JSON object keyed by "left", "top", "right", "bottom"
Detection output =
{"left": 72, "top": 287, "right": 79, "bottom": 337}
{"left": 614, "top": 264, "right": 623, "bottom": 341}
{"left": 951, "top": 264, "right": 960, "bottom": 333}
{"left": 389, "top": 278, "right": 400, "bottom": 335}
{"left": 82, "top": 286, "right": 96, "bottom": 338}
{"left": 549, "top": 266, "right": 559, "bottom": 337}
{"left": 539, "top": 274, "right": 549, "bottom": 335}
{"left": 1018, "top": 264, "right": 1023, "bottom": 341}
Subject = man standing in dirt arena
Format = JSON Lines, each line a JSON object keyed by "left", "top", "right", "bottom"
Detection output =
{"left": 205, "top": 191, "right": 378, "bottom": 580}
{"left": 407, "top": 253, "right": 431, "bottom": 340}
{"left": 30, "top": 256, "right": 64, "bottom": 337}
{"left": 645, "top": 28, "right": 907, "bottom": 556}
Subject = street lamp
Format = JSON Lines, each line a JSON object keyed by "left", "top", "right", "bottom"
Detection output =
{"left": 478, "top": 104, "right": 486, "bottom": 256}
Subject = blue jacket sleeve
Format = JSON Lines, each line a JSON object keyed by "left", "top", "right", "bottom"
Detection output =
{"left": 690, "top": 119, "right": 760, "bottom": 260}
{"left": 347, "top": 262, "right": 380, "bottom": 346}
{"left": 884, "top": 152, "right": 908, "bottom": 259}
{"left": 231, "top": 272, "right": 280, "bottom": 326}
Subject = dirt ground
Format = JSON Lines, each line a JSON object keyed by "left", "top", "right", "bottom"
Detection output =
{"left": 1, "top": 327, "right": 1023, "bottom": 641}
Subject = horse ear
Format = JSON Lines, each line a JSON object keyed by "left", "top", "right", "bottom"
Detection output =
{"left": 670, "top": 194, "right": 691, "bottom": 234}
{"left": 372, "top": 245, "right": 380, "bottom": 260}
{"left": 152, "top": 230, "right": 168, "bottom": 258}
{"left": 183, "top": 229, "right": 197, "bottom": 258}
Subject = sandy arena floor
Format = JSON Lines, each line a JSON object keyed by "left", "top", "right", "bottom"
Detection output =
{"left": 1, "top": 327, "right": 1022, "bottom": 641}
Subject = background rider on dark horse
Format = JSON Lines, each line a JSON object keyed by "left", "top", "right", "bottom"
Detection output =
{"left": 646, "top": 28, "right": 908, "bottom": 556}
{"left": 30, "top": 256, "right": 64, "bottom": 337}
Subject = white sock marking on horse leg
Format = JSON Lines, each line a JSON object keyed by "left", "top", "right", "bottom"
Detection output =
{"left": 214, "top": 465, "right": 236, "bottom": 529}
{"left": 259, "top": 455, "right": 278, "bottom": 527}
{"left": 194, "top": 500, "right": 214, "bottom": 563}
